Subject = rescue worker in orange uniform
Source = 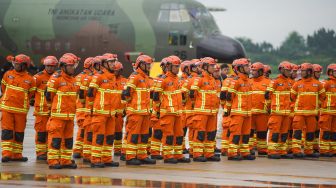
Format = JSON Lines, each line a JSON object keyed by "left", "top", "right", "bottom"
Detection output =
{"left": 181, "top": 59, "right": 201, "bottom": 158}
{"left": 81, "top": 57, "right": 102, "bottom": 163}
{"left": 153, "top": 56, "right": 191, "bottom": 164}
{"left": 122, "top": 55, "right": 156, "bottom": 165}
{"left": 33, "top": 56, "right": 58, "bottom": 161}
{"left": 287, "top": 63, "right": 299, "bottom": 154}
{"left": 291, "top": 63, "right": 326, "bottom": 158}
{"left": 46, "top": 55, "right": 78, "bottom": 169}
{"left": 73, "top": 57, "right": 94, "bottom": 159}
{"left": 312, "top": 64, "right": 323, "bottom": 153}
{"left": 150, "top": 57, "right": 170, "bottom": 160}
{"left": 226, "top": 58, "right": 255, "bottom": 161}
{"left": 250, "top": 62, "right": 270, "bottom": 156}
{"left": 319, "top": 64, "right": 336, "bottom": 157}
{"left": 88, "top": 53, "right": 120, "bottom": 168}
{"left": 113, "top": 61, "right": 127, "bottom": 156}
{"left": 190, "top": 57, "right": 221, "bottom": 162}
{"left": 1, "top": 54, "right": 36, "bottom": 163}
{"left": 266, "top": 61, "right": 293, "bottom": 159}
{"left": 212, "top": 64, "right": 222, "bottom": 153}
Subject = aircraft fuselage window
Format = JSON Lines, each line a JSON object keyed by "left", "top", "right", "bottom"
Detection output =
{"left": 158, "top": 3, "right": 190, "bottom": 23}
{"left": 180, "top": 34, "right": 187, "bottom": 46}
{"left": 55, "top": 42, "right": 61, "bottom": 51}
{"left": 35, "top": 41, "right": 41, "bottom": 50}
{"left": 169, "top": 32, "right": 179, "bottom": 45}
{"left": 45, "top": 41, "right": 51, "bottom": 51}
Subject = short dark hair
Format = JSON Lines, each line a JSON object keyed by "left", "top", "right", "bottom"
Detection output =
{"left": 220, "top": 63, "right": 229, "bottom": 69}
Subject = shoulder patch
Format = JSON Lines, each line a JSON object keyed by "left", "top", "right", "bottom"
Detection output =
{"left": 131, "top": 72, "right": 139, "bottom": 75}
{"left": 37, "top": 71, "right": 44, "bottom": 75}
{"left": 234, "top": 76, "right": 239, "bottom": 80}
{"left": 161, "top": 75, "right": 167, "bottom": 79}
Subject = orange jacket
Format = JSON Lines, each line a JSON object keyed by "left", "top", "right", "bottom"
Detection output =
{"left": 47, "top": 71, "right": 78, "bottom": 120}
{"left": 227, "top": 73, "right": 252, "bottom": 116}
{"left": 115, "top": 75, "right": 127, "bottom": 115}
{"left": 75, "top": 69, "right": 91, "bottom": 120}
{"left": 0, "top": 70, "right": 36, "bottom": 114}
{"left": 191, "top": 71, "right": 218, "bottom": 114}
{"left": 124, "top": 69, "right": 151, "bottom": 115}
{"left": 33, "top": 70, "right": 52, "bottom": 116}
{"left": 89, "top": 69, "right": 117, "bottom": 116}
{"left": 154, "top": 72, "right": 183, "bottom": 115}
{"left": 320, "top": 76, "right": 336, "bottom": 114}
{"left": 291, "top": 77, "right": 326, "bottom": 115}
{"left": 291, "top": 78, "right": 325, "bottom": 115}
{"left": 181, "top": 72, "right": 198, "bottom": 115}
{"left": 251, "top": 76, "right": 270, "bottom": 114}
{"left": 266, "top": 74, "right": 292, "bottom": 115}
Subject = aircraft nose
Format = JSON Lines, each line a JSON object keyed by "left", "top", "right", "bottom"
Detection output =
{"left": 196, "top": 34, "right": 246, "bottom": 63}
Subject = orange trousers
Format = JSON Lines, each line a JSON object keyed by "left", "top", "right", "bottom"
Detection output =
{"left": 125, "top": 114, "right": 150, "bottom": 160}
{"left": 251, "top": 114, "right": 268, "bottom": 153}
{"left": 73, "top": 119, "right": 85, "bottom": 155}
{"left": 1, "top": 111, "right": 27, "bottom": 159}
{"left": 82, "top": 115, "right": 93, "bottom": 160}
{"left": 150, "top": 118, "right": 162, "bottom": 156}
{"left": 228, "top": 115, "right": 251, "bottom": 157}
{"left": 319, "top": 114, "right": 336, "bottom": 154}
{"left": 34, "top": 115, "right": 49, "bottom": 157}
{"left": 267, "top": 115, "right": 290, "bottom": 155}
{"left": 192, "top": 114, "right": 217, "bottom": 158}
{"left": 90, "top": 115, "right": 115, "bottom": 164}
{"left": 161, "top": 115, "right": 184, "bottom": 159}
{"left": 47, "top": 118, "right": 74, "bottom": 166}
{"left": 114, "top": 114, "right": 124, "bottom": 153}
{"left": 292, "top": 115, "right": 317, "bottom": 155}
{"left": 221, "top": 116, "right": 231, "bottom": 154}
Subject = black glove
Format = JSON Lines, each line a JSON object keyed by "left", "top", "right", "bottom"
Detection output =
{"left": 265, "top": 91, "right": 270, "bottom": 100}
{"left": 156, "top": 111, "right": 160, "bottom": 119}
{"left": 220, "top": 91, "right": 226, "bottom": 100}
{"left": 226, "top": 92, "right": 232, "bottom": 101}
{"left": 190, "top": 90, "right": 195, "bottom": 98}
{"left": 30, "top": 98, "right": 35, "bottom": 106}
{"left": 224, "top": 111, "right": 229, "bottom": 117}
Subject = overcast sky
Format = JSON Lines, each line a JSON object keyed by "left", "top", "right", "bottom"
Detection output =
{"left": 197, "top": 0, "right": 336, "bottom": 47}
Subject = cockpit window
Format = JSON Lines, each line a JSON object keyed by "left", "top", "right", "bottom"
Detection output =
{"left": 158, "top": 3, "right": 190, "bottom": 23}
{"left": 189, "top": 6, "right": 220, "bottom": 38}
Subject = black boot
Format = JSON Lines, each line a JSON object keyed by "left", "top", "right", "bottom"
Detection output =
{"left": 281, "top": 154, "right": 294, "bottom": 159}
{"left": 242, "top": 155, "right": 256, "bottom": 160}
{"left": 1, "top": 156, "right": 11, "bottom": 163}
{"left": 140, "top": 157, "right": 156, "bottom": 165}
{"left": 306, "top": 153, "right": 320, "bottom": 158}
{"left": 73, "top": 153, "right": 82, "bottom": 159}
{"left": 151, "top": 155, "right": 163, "bottom": 160}
{"left": 36, "top": 154, "right": 47, "bottom": 161}
{"left": 207, "top": 155, "right": 221, "bottom": 162}
{"left": 11, "top": 157, "right": 28, "bottom": 162}
{"left": 105, "top": 161, "right": 120, "bottom": 167}
{"left": 293, "top": 153, "right": 305, "bottom": 158}
{"left": 91, "top": 163, "right": 105, "bottom": 168}
{"left": 268, "top": 154, "right": 281, "bottom": 159}
{"left": 164, "top": 158, "right": 178, "bottom": 164}
{"left": 62, "top": 162, "right": 77, "bottom": 169}
{"left": 126, "top": 158, "right": 141, "bottom": 165}
{"left": 228, "top": 155, "right": 242, "bottom": 161}
{"left": 214, "top": 148, "right": 221, "bottom": 153}
{"left": 83, "top": 158, "right": 91, "bottom": 164}
{"left": 177, "top": 157, "right": 191, "bottom": 163}
{"left": 193, "top": 156, "right": 207, "bottom": 162}
{"left": 320, "top": 153, "right": 333, "bottom": 157}
{"left": 49, "top": 164, "right": 62, "bottom": 169}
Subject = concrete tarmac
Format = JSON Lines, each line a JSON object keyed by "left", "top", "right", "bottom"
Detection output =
{"left": 1, "top": 110, "right": 336, "bottom": 187}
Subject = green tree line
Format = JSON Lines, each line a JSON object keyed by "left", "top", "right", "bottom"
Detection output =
{"left": 236, "top": 28, "right": 336, "bottom": 73}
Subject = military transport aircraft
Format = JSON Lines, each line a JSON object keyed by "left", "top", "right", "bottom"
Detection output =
{"left": 0, "top": 0, "right": 246, "bottom": 75}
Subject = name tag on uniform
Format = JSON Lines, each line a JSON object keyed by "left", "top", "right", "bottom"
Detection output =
{"left": 8, "top": 75, "right": 14, "bottom": 79}
{"left": 103, "top": 79, "right": 108, "bottom": 83}
{"left": 60, "top": 82, "right": 67, "bottom": 86}
{"left": 240, "top": 84, "right": 246, "bottom": 87}
{"left": 331, "top": 85, "right": 336, "bottom": 88}
{"left": 312, "top": 84, "right": 318, "bottom": 87}
{"left": 139, "top": 80, "right": 145, "bottom": 83}
{"left": 204, "top": 82, "right": 209, "bottom": 85}
{"left": 167, "top": 82, "right": 173, "bottom": 86}
{"left": 298, "top": 85, "right": 304, "bottom": 88}
{"left": 24, "top": 80, "right": 31, "bottom": 84}
{"left": 277, "top": 83, "right": 283, "bottom": 86}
